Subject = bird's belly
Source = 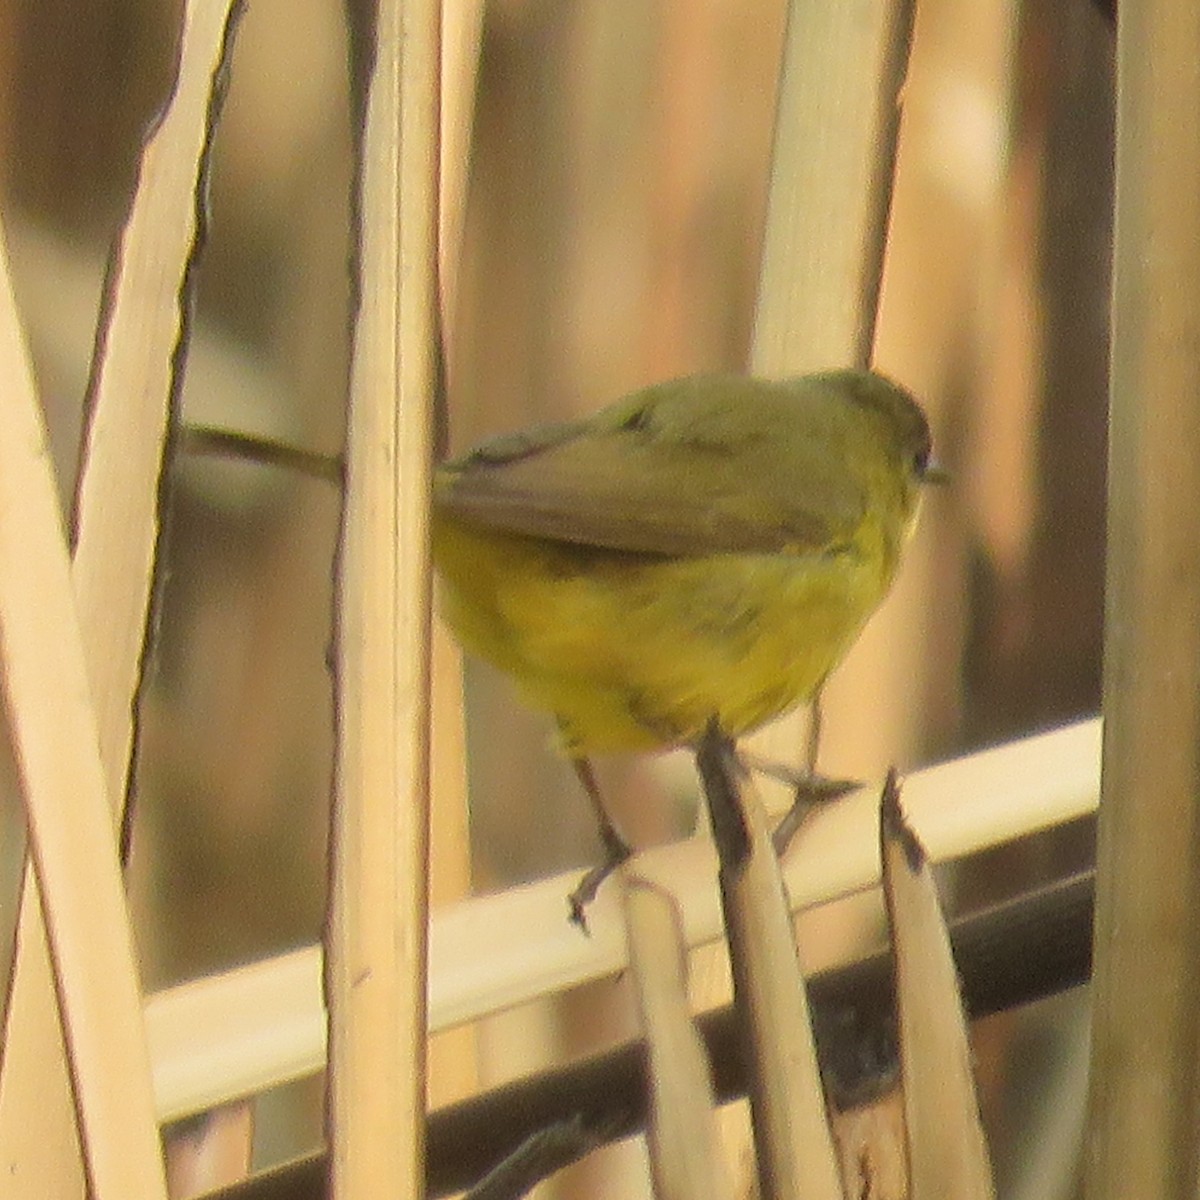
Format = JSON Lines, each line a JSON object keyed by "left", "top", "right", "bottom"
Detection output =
{"left": 433, "top": 517, "right": 893, "bottom": 754}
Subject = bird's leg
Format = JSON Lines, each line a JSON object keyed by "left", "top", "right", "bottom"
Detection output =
{"left": 769, "top": 687, "right": 858, "bottom": 856}
{"left": 567, "top": 755, "right": 633, "bottom": 931}
{"left": 805, "top": 686, "right": 823, "bottom": 776}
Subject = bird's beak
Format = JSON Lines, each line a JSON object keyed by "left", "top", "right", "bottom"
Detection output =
{"left": 922, "top": 459, "right": 951, "bottom": 486}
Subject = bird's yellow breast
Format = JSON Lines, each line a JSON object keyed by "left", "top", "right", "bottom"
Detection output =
{"left": 432, "top": 509, "right": 902, "bottom": 754}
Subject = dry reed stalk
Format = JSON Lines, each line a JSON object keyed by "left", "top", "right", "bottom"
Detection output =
{"left": 830, "top": 1093, "right": 908, "bottom": 1200}
{"left": 325, "top": 0, "right": 440, "bottom": 1193}
{"left": 1084, "top": 5, "right": 1200, "bottom": 1197}
{"left": 425, "top": 718, "right": 1093, "bottom": 1023}
{"left": 696, "top": 729, "right": 842, "bottom": 1200}
{"left": 438, "top": 0, "right": 484, "bottom": 338}
{"left": 146, "top": 944, "right": 324, "bottom": 1123}
{"left": 427, "top": 0, "right": 484, "bottom": 1114}
{"left": 164, "top": 1101, "right": 255, "bottom": 1197}
{"left": 143, "top": 715, "right": 1099, "bottom": 1123}
{"left": 690, "top": 5, "right": 915, "bottom": 1189}
{"left": 0, "top": 228, "right": 168, "bottom": 1200}
{"left": 0, "top": 2, "right": 240, "bottom": 1196}
{"left": 624, "top": 878, "right": 733, "bottom": 1200}
{"left": 743, "top": 0, "right": 916, "bottom": 795}
{"left": 428, "top": 622, "right": 477, "bottom": 1109}
{"left": 881, "top": 773, "right": 994, "bottom": 1199}
{"left": 751, "top": 0, "right": 915, "bottom": 376}
{"left": 183, "top": 869, "right": 1095, "bottom": 1200}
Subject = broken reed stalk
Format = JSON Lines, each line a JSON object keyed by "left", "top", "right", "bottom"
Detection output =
{"left": 695, "top": 726, "right": 843, "bottom": 1200}
{"left": 881, "top": 772, "right": 995, "bottom": 1200}
{"left": 325, "top": 0, "right": 441, "bottom": 1194}
{"left": 624, "top": 878, "right": 733, "bottom": 1200}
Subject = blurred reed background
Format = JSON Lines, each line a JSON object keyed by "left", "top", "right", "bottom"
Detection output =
{"left": 0, "top": 0, "right": 1111, "bottom": 1194}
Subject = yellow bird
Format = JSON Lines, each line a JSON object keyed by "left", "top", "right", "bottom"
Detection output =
{"left": 432, "top": 368, "right": 943, "bottom": 922}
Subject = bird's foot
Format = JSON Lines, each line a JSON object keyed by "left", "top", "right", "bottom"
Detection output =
{"left": 567, "top": 825, "right": 633, "bottom": 934}
{"left": 770, "top": 772, "right": 860, "bottom": 857}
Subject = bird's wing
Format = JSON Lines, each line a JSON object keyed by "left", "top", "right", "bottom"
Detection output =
{"left": 433, "top": 382, "right": 866, "bottom": 557}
